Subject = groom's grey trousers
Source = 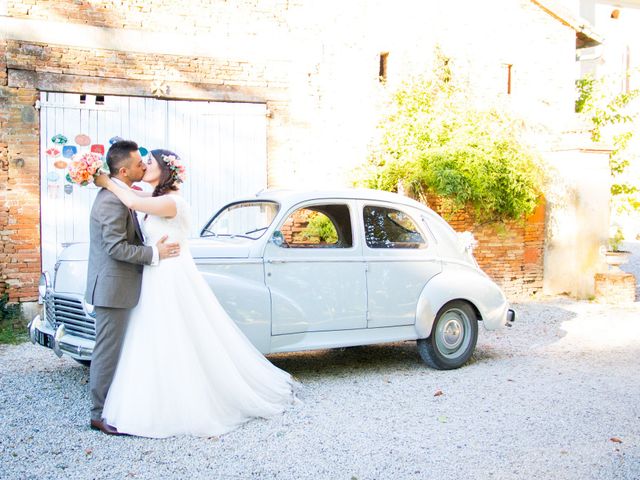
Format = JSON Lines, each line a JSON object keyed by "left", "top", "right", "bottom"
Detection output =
{"left": 90, "top": 307, "right": 131, "bottom": 422}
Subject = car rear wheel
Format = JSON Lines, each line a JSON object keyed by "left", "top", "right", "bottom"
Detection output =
{"left": 417, "top": 300, "right": 478, "bottom": 370}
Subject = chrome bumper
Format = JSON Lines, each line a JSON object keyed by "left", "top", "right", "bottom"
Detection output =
{"left": 28, "top": 314, "right": 94, "bottom": 361}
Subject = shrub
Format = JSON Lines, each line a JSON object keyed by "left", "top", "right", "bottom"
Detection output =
{"left": 301, "top": 213, "right": 338, "bottom": 244}
{"left": 357, "top": 54, "right": 544, "bottom": 222}
{"left": 0, "top": 294, "right": 26, "bottom": 345}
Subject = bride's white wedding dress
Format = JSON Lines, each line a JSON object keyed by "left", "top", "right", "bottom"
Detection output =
{"left": 103, "top": 195, "right": 295, "bottom": 438}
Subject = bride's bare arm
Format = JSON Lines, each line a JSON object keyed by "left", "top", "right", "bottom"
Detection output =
{"left": 130, "top": 189, "right": 153, "bottom": 197}
{"left": 95, "top": 174, "right": 177, "bottom": 218}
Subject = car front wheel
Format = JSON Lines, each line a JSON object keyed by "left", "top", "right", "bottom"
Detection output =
{"left": 417, "top": 300, "right": 478, "bottom": 370}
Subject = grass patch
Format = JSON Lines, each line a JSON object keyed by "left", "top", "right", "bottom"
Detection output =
{"left": 0, "top": 294, "right": 28, "bottom": 345}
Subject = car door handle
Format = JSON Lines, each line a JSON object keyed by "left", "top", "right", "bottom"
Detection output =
{"left": 266, "top": 259, "right": 287, "bottom": 264}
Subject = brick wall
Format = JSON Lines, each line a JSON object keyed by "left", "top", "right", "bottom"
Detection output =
{"left": 280, "top": 209, "right": 313, "bottom": 245}
{"left": 426, "top": 195, "right": 546, "bottom": 298}
{"left": 0, "top": 40, "right": 9, "bottom": 300}
{"left": 0, "top": 40, "right": 40, "bottom": 301}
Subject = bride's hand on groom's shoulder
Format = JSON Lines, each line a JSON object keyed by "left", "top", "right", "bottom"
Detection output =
{"left": 94, "top": 173, "right": 110, "bottom": 188}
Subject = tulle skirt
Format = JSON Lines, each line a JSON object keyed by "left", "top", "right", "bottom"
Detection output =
{"left": 102, "top": 251, "right": 295, "bottom": 438}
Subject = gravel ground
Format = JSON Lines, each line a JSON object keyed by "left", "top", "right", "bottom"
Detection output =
{"left": 1, "top": 243, "right": 639, "bottom": 480}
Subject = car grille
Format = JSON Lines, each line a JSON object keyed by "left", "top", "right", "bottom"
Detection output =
{"left": 45, "top": 293, "right": 96, "bottom": 341}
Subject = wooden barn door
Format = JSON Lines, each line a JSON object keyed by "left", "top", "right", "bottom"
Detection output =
{"left": 39, "top": 92, "right": 267, "bottom": 273}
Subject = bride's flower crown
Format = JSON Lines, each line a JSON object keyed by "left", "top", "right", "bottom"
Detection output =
{"left": 161, "top": 154, "right": 186, "bottom": 184}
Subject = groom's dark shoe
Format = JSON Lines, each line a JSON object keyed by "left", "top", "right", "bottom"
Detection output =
{"left": 90, "top": 419, "right": 126, "bottom": 436}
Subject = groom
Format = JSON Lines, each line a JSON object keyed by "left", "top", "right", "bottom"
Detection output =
{"left": 86, "top": 140, "right": 180, "bottom": 435}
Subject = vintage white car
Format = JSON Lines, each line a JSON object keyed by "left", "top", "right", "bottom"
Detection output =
{"left": 29, "top": 188, "right": 514, "bottom": 369}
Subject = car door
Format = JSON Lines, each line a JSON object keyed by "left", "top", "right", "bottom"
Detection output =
{"left": 359, "top": 201, "right": 442, "bottom": 328}
{"left": 264, "top": 200, "right": 367, "bottom": 335}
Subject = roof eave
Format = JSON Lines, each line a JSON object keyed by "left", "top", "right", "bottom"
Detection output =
{"left": 531, "top": 0, "right": 604, "bottom": 48}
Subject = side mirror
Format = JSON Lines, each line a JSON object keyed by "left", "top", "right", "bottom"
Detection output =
{"left": 270, "top": 230, "right": 284, "bottom": 247}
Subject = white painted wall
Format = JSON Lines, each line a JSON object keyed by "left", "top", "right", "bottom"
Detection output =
{"left": 544, "top": 149, "right": 611, "bottom": 298}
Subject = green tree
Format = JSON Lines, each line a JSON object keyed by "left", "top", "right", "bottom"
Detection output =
{"left": 357, "top": 53, "right": 544, "bottom": 223}
{"left": 575, "top": 73, "right": 640, "bottom": 214}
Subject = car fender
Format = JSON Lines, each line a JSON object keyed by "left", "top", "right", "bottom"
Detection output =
{"left": 415, "top": 262, "right": 509, "bottom": 338}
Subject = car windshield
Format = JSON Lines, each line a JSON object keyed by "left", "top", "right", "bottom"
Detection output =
{"left": 201, "top": 201, "right": 279, "bottom": 240}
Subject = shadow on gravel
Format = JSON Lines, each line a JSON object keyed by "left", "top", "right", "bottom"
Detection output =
{"left": 267, "top": 341, "right": 423, "bottom": 379}
{"left": 17, "top": 359, "right": 89, "bottom": 395}
{"left": 13, "top": 300, "right": 580, "bottom": 388}
{"left": 268, "top": 301, "right": 580, "bottom": 379}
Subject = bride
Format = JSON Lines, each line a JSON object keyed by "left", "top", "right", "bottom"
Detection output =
{"left": 94, "top": 149, "right": 295, "bottom": 438}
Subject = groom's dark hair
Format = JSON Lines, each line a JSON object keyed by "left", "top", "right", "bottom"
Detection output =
{"left": 106, "top": 140, "right": 139, "bottom": 175}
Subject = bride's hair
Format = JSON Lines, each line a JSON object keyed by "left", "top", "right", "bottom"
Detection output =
{"left": 150, "top": 149, "right": 181, "bottom": 197}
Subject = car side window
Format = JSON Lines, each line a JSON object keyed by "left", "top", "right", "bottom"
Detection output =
{"left": 363, "top": 205, "right": 426, "bottom": 249}
{"left": 279, "top": 204, "right": 353, "bottom": 248}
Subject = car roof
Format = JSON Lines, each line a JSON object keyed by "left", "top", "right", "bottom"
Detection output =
{"left": 241, "top": 188, "right": 432, "bottom": 212}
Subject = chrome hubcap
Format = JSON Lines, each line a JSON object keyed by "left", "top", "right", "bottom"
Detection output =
{"left": 442, "top": 318, "right": 463, "bottom": 349}
{"left": 435, "top": 308, "right": 470, "bottom": 358}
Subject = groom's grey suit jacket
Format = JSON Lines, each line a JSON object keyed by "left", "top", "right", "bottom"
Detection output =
{"left": 85, "top": 188, "right": 154, "bottom": 309}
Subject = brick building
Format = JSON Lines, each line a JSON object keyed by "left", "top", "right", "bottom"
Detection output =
{"left": 0, "top": 0, "right": 602, "bottom": 305}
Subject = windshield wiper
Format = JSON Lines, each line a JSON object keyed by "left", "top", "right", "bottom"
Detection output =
{"left": 207, "top": 233, "right": 253, "bottom": 240}
{"left": 201, "top": 228, "right": 217, "bottom": 237}
{"left": 244, "top": 226, "right": 268, "bottom": 235}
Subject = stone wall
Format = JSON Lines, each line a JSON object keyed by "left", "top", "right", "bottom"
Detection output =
{"left": 5, "top": 0, "right": 293, "bottom": 33}
{"left": 595, "top": 272, "right": 637, "bottom": 303}
{"left": 0, "top": 0, "right": 580, "bottom": 301}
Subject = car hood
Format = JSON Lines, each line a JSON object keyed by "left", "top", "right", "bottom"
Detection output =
{"left": 189, "top": 237, "right": 252, "bottom": 259}
{"left": 55, "top": 238, "right": 253, "bottom": 264}
{"left": 51, "top": 239, "right": 252, "bottom": 295}
{"left": 57, "top": 243, "right": 90, "bottom": 262}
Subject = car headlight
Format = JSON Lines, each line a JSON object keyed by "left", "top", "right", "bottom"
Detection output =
{"left": 83, "top": 299, "right": 96, "bottom": 317}
{"left": 38, "top": 272, "right": 51, "bottom": 303}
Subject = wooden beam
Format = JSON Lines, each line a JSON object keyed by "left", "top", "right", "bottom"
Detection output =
{"left": 7, "top": 69, "right": 288, "bottom": 104}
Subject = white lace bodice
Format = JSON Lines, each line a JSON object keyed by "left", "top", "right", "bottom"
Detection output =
{"left": 141, "top": 195, "right": 191, "bottom": 245}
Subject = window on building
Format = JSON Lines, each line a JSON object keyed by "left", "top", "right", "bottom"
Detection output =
{"left": 96, "top": 95, "right": 105, "bottom": 105}
{"left": 278, "top": 204, "right": 352, "bottom": 248}
{"left": 79, "top": 94, "right": 86, "bottom": 104}
{"left": 379, "top": 52, "right": 389, "bottom": 83}
{"left": 505, "top": 64, "right": 513, "bottom": 95}
{"left": 363, "top": 205, "right": 426, "bottom": 249}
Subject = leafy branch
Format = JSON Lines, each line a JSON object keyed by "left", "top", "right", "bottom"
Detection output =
{"left": 576, "top": 72, "right": 640, "bottom": 214}
{"left": 356, "top": 50, "right": 544, "bottom": 222}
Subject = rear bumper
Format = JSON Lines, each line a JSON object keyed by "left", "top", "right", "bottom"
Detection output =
{"left": 28, "top": 315, "right": 94, "bottom": 361}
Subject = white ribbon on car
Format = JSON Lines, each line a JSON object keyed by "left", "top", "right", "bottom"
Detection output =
{"left": 457, "top": 231, "right": 478, "bottom": 253}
